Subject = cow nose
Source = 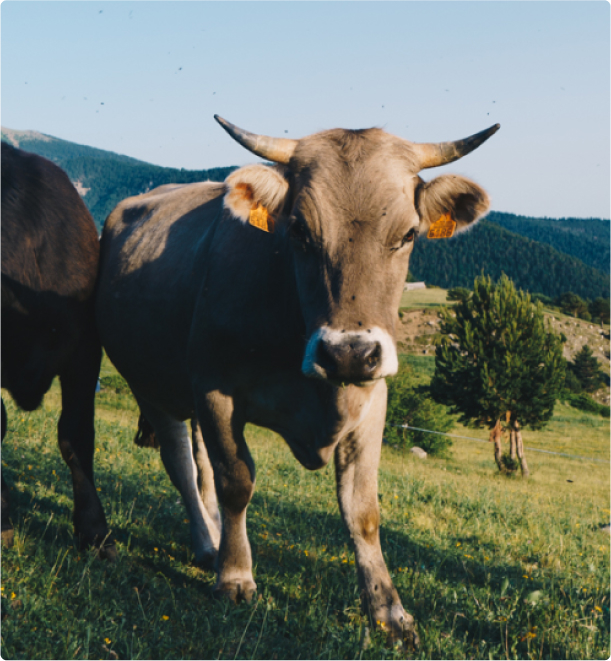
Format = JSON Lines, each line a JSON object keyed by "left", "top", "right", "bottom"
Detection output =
{"left": 316, "top": 338, "right": 382, "bottom": 382}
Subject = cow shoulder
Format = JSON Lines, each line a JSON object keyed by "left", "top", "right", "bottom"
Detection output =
{"left": 415, "top": 174, "right": 490, "bottom": 233}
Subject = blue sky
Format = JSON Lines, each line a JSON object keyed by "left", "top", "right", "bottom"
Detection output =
{"left": 1, "top": 1, "right": 609, "bottom": 218}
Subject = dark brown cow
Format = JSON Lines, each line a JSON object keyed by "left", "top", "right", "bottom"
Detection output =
{"left": 1, "top": 142, "right": 113, "bottom": 557}
{"left": 96, "top": 116, "right": 499, "bottom": 643}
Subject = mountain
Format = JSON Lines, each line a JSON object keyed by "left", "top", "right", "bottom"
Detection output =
{"left": 409, "top": 221, "right": 609, "bottom": 301}
{"left": 487, "top": 211, "right": 610, "bottom": 274}
{"left": 2, "top": 127, "right": 609, "bottom": 301}
{"left": 1, "top": 127, "right": 236, "bottom": 229}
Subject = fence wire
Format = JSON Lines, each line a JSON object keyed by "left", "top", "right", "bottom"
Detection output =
{"left": 389, "top": 424, "right": 609, "bottom": 464}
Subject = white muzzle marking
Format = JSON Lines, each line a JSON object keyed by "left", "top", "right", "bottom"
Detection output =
{"left": 301, "top": 325, "right": 398, "bottom": 381}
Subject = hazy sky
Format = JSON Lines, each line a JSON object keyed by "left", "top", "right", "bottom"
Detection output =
{"left": 2, "top": 1, "right": 609, "bottom": 218}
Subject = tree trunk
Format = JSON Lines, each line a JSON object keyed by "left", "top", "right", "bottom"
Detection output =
{"left": 514, "top": 419, "right": 530, "bottom": 478}
{"left": 490, "top": 419, "right": 503, "bottom": 472}
{"left": 509, "top": 430, "right": 517, "bottom": 461}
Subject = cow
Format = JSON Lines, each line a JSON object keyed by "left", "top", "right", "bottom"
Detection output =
{"left": 95, "top": 116, "right": 499, "bottom": 644}
{"left": 1, "top": 142, "right": 114, "bottom": 559}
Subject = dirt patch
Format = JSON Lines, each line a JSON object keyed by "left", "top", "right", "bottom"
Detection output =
{"left": 72, "top": 180, "right": 90, "bottom": 197}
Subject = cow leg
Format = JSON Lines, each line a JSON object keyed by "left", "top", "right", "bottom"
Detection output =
{"left": 1, "top": 398, "right": 14, "bottom": 547}
{"left": 136, "top": 401, "right": 220, "bottom": 568}
{"left": 195, "top": 389, "right": 256, "bottom": 603}
{"left": 58, "top": 335, "right": 114, "bottom": 558}
{"left": 334, "top": 382, "right": 417, "bottom": 647}
{"left": 191, "top": 419, "right": 221, "bottom": 533}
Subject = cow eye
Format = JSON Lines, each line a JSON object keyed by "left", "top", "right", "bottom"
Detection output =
{"left": 401, "top": 227, "right": 418, "bottom": 246}
{"left": 289, "top": 218, "right": 309, "bottom": 244}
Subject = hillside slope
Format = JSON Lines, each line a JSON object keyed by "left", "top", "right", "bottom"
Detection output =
{"left": 1, "top": 127, "right": 236, "bottom": 228}
{"left": 488, "top": 211, "right": 610, "bottom": 274}
{"left": 409, "top": 221, "right": 610, "bottom": 300}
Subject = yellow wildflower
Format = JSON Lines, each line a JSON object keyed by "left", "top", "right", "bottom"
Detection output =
{"left": 161, "top": 615, "right": 169, "bottom": 621}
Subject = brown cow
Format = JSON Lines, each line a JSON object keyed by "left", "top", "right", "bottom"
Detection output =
{"left": 95, "top": 116, "right": 498, "bottom": 644}
{"left": 1, "top": 142, "right": 113, "bottom": 558}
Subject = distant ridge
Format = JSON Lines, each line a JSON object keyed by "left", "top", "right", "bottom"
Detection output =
{"left": 1, "top": 127, "right": 54, "bottom": 146}
{"left": 488, "top": 211, "right": 610, "bottom": 275}
{"left": 1, "top": 126, "right": 236, "bottom": 228}
{"left": 409, "top": 221, "right": 610, "bottom": 301}
{"left": 2, "top": 127, "right": 609, "bottom": 301}
{"left": 1, "top": 126, "right": 150, "bottom": 166}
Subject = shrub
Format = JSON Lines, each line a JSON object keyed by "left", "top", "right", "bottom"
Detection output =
{"left": 386, "top": 368, "right": 454, "bottom": 456}
{"left": 447, "top": 287, "right": 471, "bottom": 302}
{"left": 500, "top": 453, "right": 520, "bottom": 473}
{"left": 563, "top": 368, "right": 583, "bottom": 394}
{"left": 562, "top": 392, "right": 610, "bottom": 418}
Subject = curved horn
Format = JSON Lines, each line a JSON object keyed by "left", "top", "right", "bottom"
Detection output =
{"left": 214, "top": 115, "right": 298, "bottom": 164}
{"left": 412, "top": 123, "right": 500, "bottom": 170}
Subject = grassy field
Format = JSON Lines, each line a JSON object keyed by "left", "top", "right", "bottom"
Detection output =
{"left": 1, "top": 355, "right": 609, "bottom": 660}
{"left": 400, "top": 288, "right": 449, "bottom": 309}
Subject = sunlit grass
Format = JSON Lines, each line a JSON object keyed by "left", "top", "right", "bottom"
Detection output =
{"left": 400, "top": 287, "right": 449, "bottom": 309}
{"left": 1, "top": 355, "right": 609, "bottom": 659}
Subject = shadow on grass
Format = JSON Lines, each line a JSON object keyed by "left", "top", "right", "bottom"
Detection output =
{"left": 2, "top": 433, "right": 608, "bottom": 660}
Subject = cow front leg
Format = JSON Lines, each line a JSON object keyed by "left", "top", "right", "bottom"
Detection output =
{"left": 1, "top": 398, "right": 14, "bottom": 547}
{"left": 334, "top": 382, "right": 417, "bottom": 647}
{"left": 58, "top": 335, "right": 114, "bottom": 559}
{"left": 195, "top": 389, "right": 256, "bottom": 603}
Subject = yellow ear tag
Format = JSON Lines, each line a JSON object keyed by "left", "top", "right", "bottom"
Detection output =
{"left": 427, "top": 213, "right": 456, "bottom": 239}
{"left": 249, "top": 204, "right": 274, "bottom": 233}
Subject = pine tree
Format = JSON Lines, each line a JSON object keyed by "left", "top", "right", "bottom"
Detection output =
{"left": 570, "top": 345, "right": 605, "bottom": 393}
{"left": 589, "top": 297, "right": 610, "bottom": 326}
{"left": 557, "top": 292, "right": 590, "bottom": 319}
{"left": 431, "top": 275, "right": 566, "bottom": 477}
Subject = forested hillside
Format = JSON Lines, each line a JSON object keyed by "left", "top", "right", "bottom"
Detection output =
{"left": 487, "top": 211, "right": 610, "bottom": 274}
{"left": 1, "top": 128, "right": 236, "bottom": 228}
{"left": 2, "top": 127, "right": 609, "bottom": 300}
{"left": 409, "top": 221, "right": 610, "bottom": 300}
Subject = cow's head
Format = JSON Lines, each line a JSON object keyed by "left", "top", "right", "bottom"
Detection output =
{"left": 218, "top": 116, "right": 498, "bottom": 385}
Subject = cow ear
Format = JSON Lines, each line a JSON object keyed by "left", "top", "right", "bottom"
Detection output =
{"left": 223, "top": 164, "right": 289, "bottom": 225}
{"left": 415, "top": 174, "right": 490, "bottom": 234}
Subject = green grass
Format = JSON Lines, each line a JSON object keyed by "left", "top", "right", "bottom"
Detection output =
{"left": 400, "top": 288, "right": 449, "bottom": 309}
{"left": 1, "top": 356, "right": 609, "bottom": 659}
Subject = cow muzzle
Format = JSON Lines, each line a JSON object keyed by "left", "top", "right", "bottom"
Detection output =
{"left": 302, "top": 326, "right": 399, "bottom": 384}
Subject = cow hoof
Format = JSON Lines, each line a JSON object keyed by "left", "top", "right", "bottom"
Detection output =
{"left": 1, "top": 528, "right": 14, "bottom": 548}
{"left": 214, "top": 579, "right": 257, "bottom": 604}
{"left": 378, "top": 607, "right": 419, "bottom": 650}
{"left": 98, "top": 543, "right": 118, "bottom": 562}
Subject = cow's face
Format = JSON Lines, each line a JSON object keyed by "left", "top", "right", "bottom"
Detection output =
{"left": 220, "top": 119, "right": 497, "bottom": 385}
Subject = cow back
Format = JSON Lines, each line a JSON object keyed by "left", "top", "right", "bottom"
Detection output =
{"left": 1, "top": 142, "right": 99, "bottom": 302}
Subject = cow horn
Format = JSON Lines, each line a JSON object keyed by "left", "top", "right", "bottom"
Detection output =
{"left": 412, "top": 123, "right": 500, "bottom": 170}
{"left": 214, "top": 115, "right": 298, "bottom": 164}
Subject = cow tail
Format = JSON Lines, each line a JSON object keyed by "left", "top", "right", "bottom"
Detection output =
{"left": 134, "top": 412, "right": 159, "bottom": 449}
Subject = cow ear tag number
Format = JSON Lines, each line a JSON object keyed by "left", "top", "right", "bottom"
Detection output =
{"left": 427, "top": 213, "right": 456, "bottom": 239}
{"left": 249, "top": 204, "right": 274, "bottom": 233}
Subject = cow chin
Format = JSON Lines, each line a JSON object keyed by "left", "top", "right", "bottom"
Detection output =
{"left": 301, "top": 326, "right": 399, "bottom": 385}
